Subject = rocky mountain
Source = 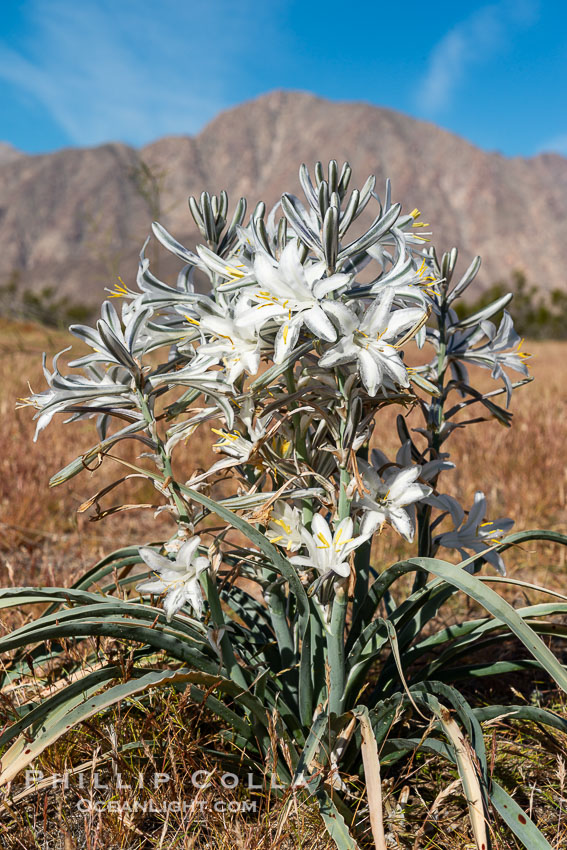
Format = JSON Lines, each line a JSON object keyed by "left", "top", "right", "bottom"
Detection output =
{"left": 1, "top": 90, "right": 566, "bottom": 312}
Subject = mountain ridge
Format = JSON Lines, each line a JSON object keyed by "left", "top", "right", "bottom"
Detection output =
{"left": 1, "top": 90, "right": 566, "bottom": 308}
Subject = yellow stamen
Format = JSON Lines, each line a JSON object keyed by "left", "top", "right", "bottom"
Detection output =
{"left": 224, "top": 265, "right": 246, "bottom": 279}
{"left": 109, "top": 277, "right": 129, "bottom": 298}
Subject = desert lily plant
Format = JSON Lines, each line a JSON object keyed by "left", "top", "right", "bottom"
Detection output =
{"left": 2, "top": 160, "right": 567, "bottom": 849}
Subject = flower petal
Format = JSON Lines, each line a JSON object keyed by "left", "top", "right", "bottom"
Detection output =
{"left": 136, "top": 578, "right": 166, "bottom": 595}
{"left": 162, "top": 586, "right": 188, "bottom": 621}
{"left": 388, "top": 507, "right": 415, "bottom": 542}
{"left": 358, "top": 349, "right": 382, "bottom": 396}
{"left": 138, "top": 547, "right": 173, "bottom": 574}
{"left": 332, "top": 560, "right": 351, "bottom": 578}
{"left": 274, "top": 315, "right": 302, "bottom": 363}
{"left": 303, "top": 305, "right": 337, "bottom": 342}
{"left": 177, "top": 537, "right": 202, "bottom": 568}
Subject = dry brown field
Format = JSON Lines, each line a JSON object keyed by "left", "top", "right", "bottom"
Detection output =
{"left": 1, "top": 320, "right": 566, "bottom": 849}
{"left": 1, "top": 320, "right": 565, "bottom": 585}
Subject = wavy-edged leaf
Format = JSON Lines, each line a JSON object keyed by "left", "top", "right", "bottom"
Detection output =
{"left": 0, "top": 667, "right": 265, "bottom": 787}
{"left": 315, "top": 788, "right": 360, "bottom": 850}
{"left": 491, "top": 782, "right": 553, "bottom": 850}
{"left": 410, "top": 557, "right": 567, "bottom": 694}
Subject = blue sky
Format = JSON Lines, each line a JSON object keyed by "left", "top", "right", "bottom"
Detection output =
{"left": 1, "top": 0, "right": 566, "bottom": 157}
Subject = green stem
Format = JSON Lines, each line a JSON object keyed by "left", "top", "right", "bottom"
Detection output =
{"left": 267, "top": 583, "right": 294, "bottom": 669}
{"left": 326, "top": 585, "right": 348, "bottom": 716}
{"left": 286, "top": 365, "right": 312, "bottom": 527}
{"left": 338, "top": 467, "right": 351, "bottom": 520}
{"left": 136, "top": 390, "right": 191, "bottom": 525}
{"left": 201, "top": 571, "right": 248, "bottom": 690}
{"left": 412, "top": 301, "right": 448, "bottom": 590}
{"left": 137, "top": 390, "right": 248, "bottom": 688}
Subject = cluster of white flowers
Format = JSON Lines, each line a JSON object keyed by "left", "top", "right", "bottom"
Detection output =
{"left": 26, "top": 161, "right": 529, "bottom": 620}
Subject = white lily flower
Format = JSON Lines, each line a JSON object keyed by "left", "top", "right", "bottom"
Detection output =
{"left": 246, "top": 240, "right": 351, "bottom": 362}
{"left": 26, "top": 351, "right": 139, "bottom": 441}
{"left": 136, "top": 537, "right": 209, "bottom": 621}
{"left": 319, "top": 290, "right": 426, "bottom": 396}
{"left": 457, "top": 312, "right": 530, "bottom": 405}
{"left": 196, "top": 244, "right": 255, "bottom": 285}
{"left": 290, "top": 514, "right": 367, "bottom": 579}
{"left": 211, "top": 427, "right": 258, "bottom": 461}
{"left": 367, "top": 232, "right": 438, "bottom": 309}
{"left": 431, "top": 491, "right": 513, "bottom": 574}
{"left": 372, "top": 441, "right": 454, "bottom": 484}
{"left": 427, "top": 310, "right": 530, "bottom": 405}
{"left": 186, "top": 401, "right": 271, "bottom": 485}
{"left": 355, "top": 460, "right": 432, "bottom": 541}
{"left": 197, "top": 297, "right": 266, "bottom": 382}
{"left": 266, "top": 501, "right": 303, "bottom": 552}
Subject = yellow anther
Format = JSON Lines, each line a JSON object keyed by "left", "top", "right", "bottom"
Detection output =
{"left": 184, "top": 314, "right": 200, "bottom": 326}
{"left": 316, "top": 532, "right": 330, "bottom": 548}
{"left": 224, "top": 265, "right": 246, "bottom": 279}
{"left": 269, "top": 535, "right": 284, "bottom": 544}
{"left": 109, "top": 277, "right": 129, "bottom": 298}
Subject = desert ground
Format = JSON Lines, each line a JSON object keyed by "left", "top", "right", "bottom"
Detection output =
{"left": 1, "top": 320, "right": 566, "bottom": 848}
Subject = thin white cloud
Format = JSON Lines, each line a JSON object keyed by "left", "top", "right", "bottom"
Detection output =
{"left": 417, "top": 1, "right": 539, "bottom": 115}
{"left": 536, "top": 134, "right": 567, "bottom": 156}
{"left": 0, "top": 0, "right": 278, "bottom": 147}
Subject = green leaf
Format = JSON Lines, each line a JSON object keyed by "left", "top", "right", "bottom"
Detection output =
{"left": 176, "top": 485, "right": 314, "bottom": 725}
{"left": 491, "top": 782, "right": 553, "bottom": 850}
{"left": 473, "top": 704, "right": 567, "bottom": 735}
{"left": 394, "top": 557, "right": 567, "bottom": 695}
{"left": 0, "top": 667, "right": 263, "bottom": 788}
{"left": 315, "top": 789, "right": 360, "bottom": 850}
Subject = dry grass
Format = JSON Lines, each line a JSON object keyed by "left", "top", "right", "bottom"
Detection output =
{"left": 1, "top": 682, "right": 566, "bottom": 849}
{"left": 1, "top": 321, "right": 566, "bottom": 848}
